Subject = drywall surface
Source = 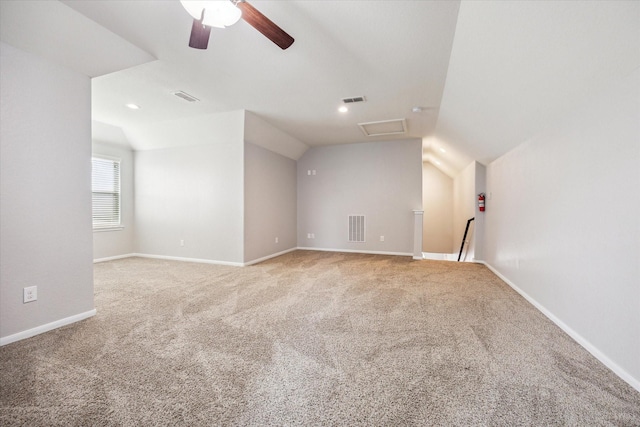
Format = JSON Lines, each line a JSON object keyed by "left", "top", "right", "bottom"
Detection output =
{"left": 0, "top": 42, "right": 94, "bottom": 339}
{"left": 297, "top": 139, "right": 422, "bottom": 254}
{"left": 244, "top": 112, "right": 309, "bottom": 161}
{"left": 435, "top": 1, "right": 640, "bottom": 164}
{"left": 244, "top": 143, "right": 297, "bottom": 263}
{"left": 484, "top": 68, "right": 640, "bottom": 386}
{"left": 474, "top": 162, "right": 486, "bottom": 261}
{"left": 135, "top": 142, "right": 244, "bottom": 264}
{"left": 453, "top": 161, "right": 476, "bottom": 261}
{"left": 92, "top": 139, "right": 135, "bottom": 260}
{"left": 422, "top": 162, "right": 453, "bottom": 253}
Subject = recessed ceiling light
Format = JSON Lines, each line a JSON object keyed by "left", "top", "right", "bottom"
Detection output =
{"left": 338, "top": 106, "right": 348, "bottom": 113}
{"left": 439, "top": 147, "right": 446, "bottom": 153}
{"left": 126, "top": 103, "right": 140, "bottom": 110}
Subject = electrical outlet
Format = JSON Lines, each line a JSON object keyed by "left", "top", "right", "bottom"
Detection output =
{"left": 380, "top": 236, "right": 385, "bottom": 242}
{"left": 275, "top": 237, "right": 279, "bottom": 243}
{"left": 180, "top": 239, "right": 184, "bottom": 247}
{"left": 23, "top": 286, "right": 37, "bottom": 303}
{"left": 312, "top": 170, "right": 316, "bottom": 175}
{"left": 311, "top": 233, "right": 315, "bottom": 239}
{"left": 307, "top": 233, "right": 311, "bottom": 239}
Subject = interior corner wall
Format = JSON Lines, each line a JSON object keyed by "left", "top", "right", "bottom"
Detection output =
{"left": 92, "top": 140, "right": 135, "bottom": 260}
{"left": 422, "top": 162, "right": 454, "bottom": 253}
{"left": 484, "top": 68, "right": 640, "bottom": 387}
{"left": 0, "top": 42, "right": 94, "bottom": 340}
{"left": 244, "top": 142, "right": 297, "bottom": 263}
{"left": 134, "top": 142, "right": 244, "bottom": 264}
{"left": 473, "top": 162, "right": 486, "bottom": 261}
{"left": 297, "top": 139, "right": 423, "bottom": 254}
{"left": 452, "top": 161, "right": 477, "bottom": 261}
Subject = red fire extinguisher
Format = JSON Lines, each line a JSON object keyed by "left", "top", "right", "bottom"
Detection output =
{"left": 478, "top": 193, "right": 485, "bottom": 212}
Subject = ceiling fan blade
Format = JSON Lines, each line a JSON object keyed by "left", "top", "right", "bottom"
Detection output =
{"left": 189, "top": 18, "right": 211, "bottom": 49}
{"left": 237, "top": 1, "right": 294, "bottom": 50}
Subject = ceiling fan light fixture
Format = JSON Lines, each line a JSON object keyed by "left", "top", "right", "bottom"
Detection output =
{"left": 181, "top": 0, "right": 242, "bottom": 28}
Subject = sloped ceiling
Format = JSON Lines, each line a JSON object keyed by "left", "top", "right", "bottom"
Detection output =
{"left": 1, "top": 1, "right": 638, "bottom": 175}
{"left": 61, "top": 0, "right": 461, "bottom": 161}
{"left": 434, "top": 1, "right": 640, "bottom": 165}
{"left": 0, "top": 0, "right": 155, "bottom": 78}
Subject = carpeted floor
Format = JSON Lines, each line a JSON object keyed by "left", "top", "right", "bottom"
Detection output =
{"left": 1, "top": 250, "right": 639, "bottom": 426}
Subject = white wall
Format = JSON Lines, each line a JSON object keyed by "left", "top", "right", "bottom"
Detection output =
{"left": 422, "top": 162, "right": 453, "bottom": 253}
{"left": 244, "top": 143, "right": 297, "bottom": 263}
{"left": 0, "top": 42, "right": 94, "bottom": 341}
{"left": 453, "top": 161, "right": 476, "bottom": 261}
{"left": 244, "top": 111, "right": 309, "bottom": 161}
{"left": 297, "top": 139, "right": 422, "bottom": 255}
{"left": 92, "top": 139, "right": 135, "bottom": 260}
{"left": 484, "top": 68, "right": 640, "bottom": 387}
{"left": 474, "top": 162, "right": 486, "bottom": 261}
{"left": 135, "top": 140, "right": 244, "bottom": 264}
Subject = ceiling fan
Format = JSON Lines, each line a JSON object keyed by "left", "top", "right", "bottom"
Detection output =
{"left": 180, "top": 0, "right": 294, "bottom": 50}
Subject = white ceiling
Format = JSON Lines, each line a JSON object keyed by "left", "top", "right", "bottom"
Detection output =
{"left": 435, "top": 1, "right": 640, "bottom": 166}
{"left": 2, "top": 1, "right": 638, "bottom": 173}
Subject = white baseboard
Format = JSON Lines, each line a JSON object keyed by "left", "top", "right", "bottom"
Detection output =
{"left": 480, "top": 261, "right": 640, "bottom": 393}
{"left": 297, "top": 247, "right": 412, "bottom": 257}
{"left": 133, "top": 253, "right": 244, "bottom": 267}
{"left": 0, "top": 309, "right": 97, "bottom": 346}
{"left": 243, "top": 248, "right": 298, "bottom": 266}
{"left": 93, "top": 253, "right": 136, "bottom": 263}
{"left": 94, "top": 250, "right": 299, "bottom": 267}
{"left": 422, "top": 252, "right": 460, "bottom": 261}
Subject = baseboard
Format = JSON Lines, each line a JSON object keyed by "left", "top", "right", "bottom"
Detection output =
{"left": 422, "top": 252, "right": 460, "bottom": 261}
{"left": 297, "top": 247, "right": 412, "bottom": 257}
{"left": 133, "top": 253, "right": 244, "bottom": 267}
{"left": 480, "top": 261, "right": 640, "bottom": 393}
{"left": 96, "top": 251, "right": 299, "bottom": 267}
{"left": 243, "top": 248, "right": 298, "bottom": 266}
{"left": 0, "top": 309, "right": 97, "bottom": 346}
{"left": 93, "top": 253, "right": 136, "bottom": 263}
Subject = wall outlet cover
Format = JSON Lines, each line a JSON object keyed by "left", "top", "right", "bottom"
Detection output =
{"left": 23, "top": 286, "right": 37, "bottom": 303}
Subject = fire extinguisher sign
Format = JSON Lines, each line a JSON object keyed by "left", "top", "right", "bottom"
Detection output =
{"left": 478, "top": 193, "right": 485, "bottom": 212}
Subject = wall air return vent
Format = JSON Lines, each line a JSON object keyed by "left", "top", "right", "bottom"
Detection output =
{"left": 348, "top": 215, "right": 366, "bottom": 243}
{"left": 173, "top": 91, "right": 200, "bottom": 102}
{"left": 342, "top": 96, "right": 366, "bottom": 104}
{"left": 358, "top": 119, "right": 407, "bottom": 137}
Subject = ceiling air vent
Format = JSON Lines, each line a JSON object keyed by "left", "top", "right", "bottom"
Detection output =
{"left": 173, "top": 91, "right": 200, "bottom": 102}
{"left": 358, "top": 119, "right": 407, "bottom": 137}
{"left": 342, "top": 96, "right": 366, "bottom": 104}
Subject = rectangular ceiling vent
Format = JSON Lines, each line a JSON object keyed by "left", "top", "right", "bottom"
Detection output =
{"left": 358, "top": 119, "right": 407, "bottom": 137}
{"left": 173, "top": 91, "right": 200, "bottom": 103}
{"left": 342, "top": 96, "right": 366, "bottom": 104}
{"left": 348, "top": 215, "right": 366, "bottom": 243}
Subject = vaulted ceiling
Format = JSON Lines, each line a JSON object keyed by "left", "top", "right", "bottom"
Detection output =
{"left": 1, "top": 1, "right": 638, "bottom": 175}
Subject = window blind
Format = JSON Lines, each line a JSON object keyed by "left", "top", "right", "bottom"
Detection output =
{"left": 92, "top": 157, "right": 121, "bottom": 228}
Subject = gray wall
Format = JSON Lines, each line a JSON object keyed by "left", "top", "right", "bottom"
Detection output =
{"left": 422, "top": 162, "right": 454, "bottom": 253}
{"left": 452, "top": 161, "right": 485, "bottom": 261}
{"left": 134, "top": 143, "right": 244, "bottom": 264}
{"left": 92, "top": 140, "right": 135, "bottom": 260}
{"left": 474, "top": 162, "right": 486, "bottom": 261}
{"left": 0, "top": 42, "right": 94, "bottom": 340}
{"left": 484, "top": 68, "right": 640, "bottom": 385}
{"left": 297, "top": 139, "right": 422, "bottom": 254}
{"left": 244, "top": 143, "right": 297, "bottom": 263}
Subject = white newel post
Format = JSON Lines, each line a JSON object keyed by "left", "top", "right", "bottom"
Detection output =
{"left": 413, "top": 210, "right": 424, "bottom": 260}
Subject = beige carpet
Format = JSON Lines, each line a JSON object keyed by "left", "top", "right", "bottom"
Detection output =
{"left": 1, "top": 250, "right": 639, "bottom": 426}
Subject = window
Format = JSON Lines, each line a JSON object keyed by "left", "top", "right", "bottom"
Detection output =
{"left": 92, "top": 156, "right": 121, "bottom": 229}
